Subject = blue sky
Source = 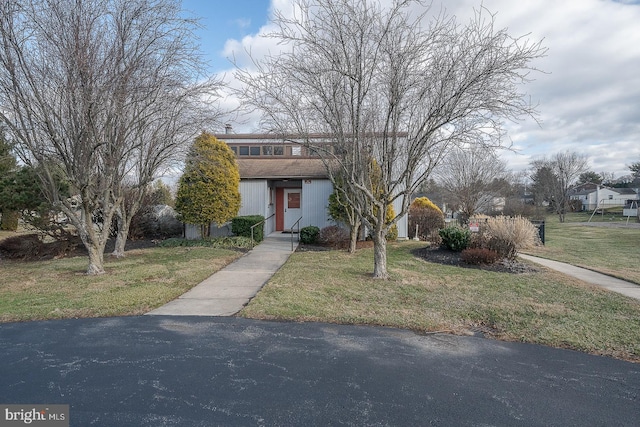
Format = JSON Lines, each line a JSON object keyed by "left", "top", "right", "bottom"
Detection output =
{"left": 180, "top": 0, "right": 270, "bottom": 72}
{"left": 180, "top": 0, "right": 640, "bottom": 178}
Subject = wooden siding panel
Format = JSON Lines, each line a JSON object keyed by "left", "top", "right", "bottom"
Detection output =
{"left": 301, "top": 180, "right": 333, "bottom": 229}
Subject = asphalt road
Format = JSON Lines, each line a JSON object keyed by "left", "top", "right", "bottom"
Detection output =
{"left": 1, "top": 316, "right": 638, "bottom": 426}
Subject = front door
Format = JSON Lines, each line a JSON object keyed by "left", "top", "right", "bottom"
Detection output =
{"left": 284, "top": 189, "right": 301, "bottom": 231}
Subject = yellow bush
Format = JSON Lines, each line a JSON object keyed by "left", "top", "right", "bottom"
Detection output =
{"left": 410, "top": 197, "right": 442, "bottom": 214}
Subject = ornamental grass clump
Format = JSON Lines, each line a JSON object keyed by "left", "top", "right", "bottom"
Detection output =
{"left": 483, "top": 216, "right": 540, "bottom": 260}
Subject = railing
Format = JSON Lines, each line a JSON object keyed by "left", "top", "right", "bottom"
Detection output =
{"left": 290, "top": 216, "right": 303, "bottom": 251}
{"left": 250, "top": 213, "right": 275, "bottom": 248}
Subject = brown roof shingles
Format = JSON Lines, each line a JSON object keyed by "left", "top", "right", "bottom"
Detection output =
{"left": 237, "top": 158, "right": 329, "bottom": 179}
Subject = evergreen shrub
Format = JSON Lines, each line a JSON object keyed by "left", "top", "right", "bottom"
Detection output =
{"left": 232, "top": 215, "right": 265, "bottom": 243}
{"left": 439, "top": 226, "right": 471, "bottom": 252}
{"left": 300, "top": 226, "right": 320, "bottom": 244}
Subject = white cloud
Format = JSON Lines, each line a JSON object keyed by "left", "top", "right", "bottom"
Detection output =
{"left": 217, "top": 0, "right": 640, "bottom": 177}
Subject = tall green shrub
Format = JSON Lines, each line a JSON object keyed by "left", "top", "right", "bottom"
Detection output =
{"left": 175, "top": 133, "right": 241, "bottom": 237}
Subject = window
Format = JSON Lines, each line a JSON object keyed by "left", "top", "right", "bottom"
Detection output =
{"left": 262, "top": 146, "right": 273, "bottom": 155}
{"left": 250, "top": 146, "right": 261, "bottom": 156}
{"left": 274, "top": 146, "right": 284, "bottom": 155}
{"left": 230, "top": 146, "right": 237, "bottom": 155}
{"left": 608, "top": 195, "right": 613, "bottom": 200}
{"left": 292, "top": 146, "right": 301, "bottom": 156}
{"left": 239, "top": 146, "right": 249, "bottom": 156}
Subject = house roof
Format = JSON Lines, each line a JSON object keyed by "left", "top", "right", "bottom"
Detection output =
{"left": 237, "top": 158, "right": 329, "bottom": 179}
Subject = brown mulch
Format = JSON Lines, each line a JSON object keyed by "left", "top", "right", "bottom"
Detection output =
{"left": 414, "top": 246, "right": 540, "bottom": 274}
{"left": 0, "top": 233, "right": 159, "bottom": 261}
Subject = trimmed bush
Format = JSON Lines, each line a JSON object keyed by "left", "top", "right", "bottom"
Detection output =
{"left": 439, "top": 226, "right": 471, "bottom": 252}
{"left": 319, "top": 225, "right": 349, "bottom": 249}
{"left": 231, "top": 215, "right": 265, "bottom": 243}
{"left": 160, "top": 236, "right": 253, "bottom": 249}
{"left": 300, "top": 225, "right": 320, "bottom": 244}
{"left": 461, "top": 247, "right": 501, "bottom": 265}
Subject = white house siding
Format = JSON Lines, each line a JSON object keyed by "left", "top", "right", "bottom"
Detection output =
{"left": 392, "top": 198, "right": 408, "bottom": 239}
{"left": 238, "top": 180, "right": 276, "bottom": 235}
{"left": 301, "top": 179, "right": 334, "bottom": 229}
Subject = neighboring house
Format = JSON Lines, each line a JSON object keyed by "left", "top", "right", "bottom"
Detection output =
{"left": 570, "top": 183, "right": 639, "bottom": 211}
{"left": 207, "top": 131, "right": 408, "bottom": 239}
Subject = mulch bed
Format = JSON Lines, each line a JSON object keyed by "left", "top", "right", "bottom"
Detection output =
{"left": 0, "top": 233, "right": 159, "bottom": 261}
{"left": 413, "top": 246, "right": 540, "bottom": 274}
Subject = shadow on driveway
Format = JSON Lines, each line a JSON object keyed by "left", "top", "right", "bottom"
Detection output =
{"left": 1, "top": 316, "right": 638, "bottom": 426}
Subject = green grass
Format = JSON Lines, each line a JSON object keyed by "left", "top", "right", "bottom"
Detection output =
{"left": 524, "top": 214, "right": 640, "bottom": 284}
{"left": 0, "top": 246, "right": 241, "bottom": 322}
{"left": 240, "top": 241, "right": 640, "bottom": 362}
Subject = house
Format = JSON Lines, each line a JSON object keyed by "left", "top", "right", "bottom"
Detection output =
{"left": 570, "top": 184, "right": 639, "bottom": 211}
{"left": 207, "top": 131, "right": 408, "bottom": 239}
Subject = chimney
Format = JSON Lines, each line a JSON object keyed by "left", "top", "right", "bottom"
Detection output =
{"left": 224, "top": 124, "right": 233, "bottom": 134}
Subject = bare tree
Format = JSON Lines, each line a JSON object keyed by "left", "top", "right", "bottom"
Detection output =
{"left": 435, "top": 147, "right": 509, "bottom": 221}
{"left": 530, "top": 151, "right": 588, "bottom": 222}
{"left": 237, "top": 0, "right": 546, "bottom": 278}
{"left": 0, "top": 0, "right": 221, "bottom": 272}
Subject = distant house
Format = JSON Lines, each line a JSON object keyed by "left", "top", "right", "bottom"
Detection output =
{"left": 203, "top": 131, "right": 408, "bottom": 239}
{"left": 570, "top": 183, "right": 639, "bottom": 211}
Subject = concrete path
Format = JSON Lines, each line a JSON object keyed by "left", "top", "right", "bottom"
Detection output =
{"left": 519, "top": 254, "right": 640, "bottom": 301}
{"left": 146, "top": 233, "right": 298, "bottom": 316}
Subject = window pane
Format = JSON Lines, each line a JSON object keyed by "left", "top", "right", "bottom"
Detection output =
{"left": 230, "top": 146, "right": 237, "bottom": 154}
{"left": 250, "top": 146, "right": 261, "bottom": 156}
{"left": 292, "top": 146, "right": 301, "bottom": 156}
{"left": 274, "top": 146, "right": 284, "bottom": 155}
{"left": 239, "top": 146, "right": 249, "bottom": 156}
{"left": 288, "top": 192, "right": 300, "bottom": 209}
{"left": 262, "top": 146, "right": 273, "bottom": 155}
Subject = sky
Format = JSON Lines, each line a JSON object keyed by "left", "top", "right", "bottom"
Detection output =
{"left": 180, "top": 0, "right": 640, "bottom": 179}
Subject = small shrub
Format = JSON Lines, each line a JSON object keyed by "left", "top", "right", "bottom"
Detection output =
{"left": 300, "top": 226, "right": 320, "bottom": 244}
{"left": 461, "top": 248, "right": 501, "bottom": 265}
{"left": 319, "top": 225, "right": 349, "bottom": 249}
{"left": 0, "top": 211, "right": 19, "bottom": 231}
{"left": 231, "top": 215, "right": 265, "bottom": 242}
{"left": 486, "top": 236, "right": 518, "bottom": 260}
{"left": 0, "top": 234, "right": 43, "bottom": 259}
{"left": 439, "top": 226, "right": 471, "bottom": 252}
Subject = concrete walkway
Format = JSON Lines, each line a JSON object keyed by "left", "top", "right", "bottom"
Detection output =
{"left": 519, "top": 254, "right": 640, "bottom": 301}
{"left": 147, "top": 233, "right": 298, "bottom": 316}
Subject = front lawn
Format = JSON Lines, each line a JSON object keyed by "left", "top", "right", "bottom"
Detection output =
{"left": 524, "top": 214, "right": 640, "bottom": 284}
{"left": 0, "top": 246, "right": 241, "bottom": 322}
{"left": 240, "top": 241, "right": 640, "bottom": 362}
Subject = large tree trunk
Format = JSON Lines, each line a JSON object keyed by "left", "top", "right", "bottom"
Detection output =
{"left": 111, "top": 214, "right": 129, "bottom": 258}
{"left": 371, "top": 226, "right": 388, "bottom": 279}
{"left": 348, "top": 220, "right": 360, "bottom": 254}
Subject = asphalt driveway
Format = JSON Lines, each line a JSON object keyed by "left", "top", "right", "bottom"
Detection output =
{"left": 0, "top": 316, "right": 638, "bottom": 426}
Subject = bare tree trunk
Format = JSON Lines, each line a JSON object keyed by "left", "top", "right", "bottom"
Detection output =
{"left": 111, "top": 214, "right": 129, "bottom": 258}
{"left": 371, "top": 226, "right": 388, "bottom": 279}
{"left": 348, "top": 221, "right": 360, "bottom": 253}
